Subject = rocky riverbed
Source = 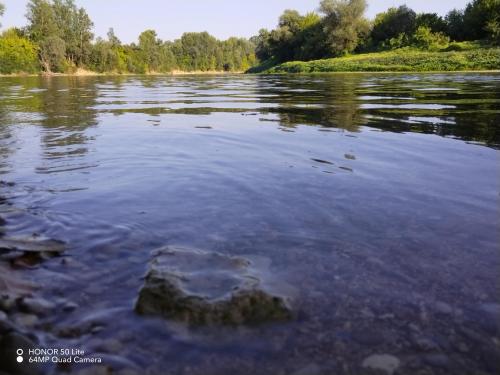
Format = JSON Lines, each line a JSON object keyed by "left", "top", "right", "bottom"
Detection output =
{"left": 0, "top": 185, "right": 499, "bottom": 375}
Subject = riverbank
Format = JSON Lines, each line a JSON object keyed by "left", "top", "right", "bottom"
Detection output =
{"left": 0, "top": 69, "right": 243, "bottom": 78}
{"left": 248, "top": 47, "right": 500, "bottom": 74}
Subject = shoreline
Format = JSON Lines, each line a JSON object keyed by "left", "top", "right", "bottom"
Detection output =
{"left": 0, "top": 70, "right": 244, "bottom": 78}
{"left": 1, "top": 70, "right": 499, "bottom": 78}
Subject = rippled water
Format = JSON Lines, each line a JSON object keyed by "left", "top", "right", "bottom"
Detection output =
{"left": 0, "top": 74, "right": 499, "bottom": 374}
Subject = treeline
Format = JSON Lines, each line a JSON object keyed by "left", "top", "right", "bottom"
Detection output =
{"left": 0, "top": 0, "right": 256, "bottom": 74}
{"left": 1, "top": 0, "right": 499, "bottom": 75}
{"left": 252, "top": 0, "right": 500, "bottom": 64}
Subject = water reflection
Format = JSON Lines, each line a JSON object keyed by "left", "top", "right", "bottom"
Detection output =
{"left": 0, "top": 73, "right": 490, "bottom": 147}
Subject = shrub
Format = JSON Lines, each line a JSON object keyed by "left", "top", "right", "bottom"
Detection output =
{"left": 0, "top": 29, "right": 39, "bottom": 74}
{"left": 411, "top": 26, "right": 450, "bottom": 50}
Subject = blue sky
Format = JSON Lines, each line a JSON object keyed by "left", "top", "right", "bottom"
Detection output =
{"left": 1, "top": 0, "right": 470, "bottom": 43}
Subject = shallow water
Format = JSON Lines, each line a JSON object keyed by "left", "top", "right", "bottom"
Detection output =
{"left": 0, "top": 73, "right": 499, "bottom": 375}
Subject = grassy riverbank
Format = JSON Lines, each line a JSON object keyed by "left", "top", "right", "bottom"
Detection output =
{"left": 249, "top": 46, "right": 500, "bottom": 74}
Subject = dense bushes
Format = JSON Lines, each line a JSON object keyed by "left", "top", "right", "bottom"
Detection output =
{"left": 0, "top": 29, "right": 38, "bottom": 74}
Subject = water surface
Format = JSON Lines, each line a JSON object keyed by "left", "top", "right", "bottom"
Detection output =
{"left": 0, "top": 74, "right": 499, "bottom": 374}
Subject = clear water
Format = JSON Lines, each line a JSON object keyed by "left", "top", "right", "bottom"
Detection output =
{"left": 0, "top": 74, "right": 499, "bottom": 374}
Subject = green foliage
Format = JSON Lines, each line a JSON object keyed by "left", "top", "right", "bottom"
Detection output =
{"left": 445, "top": 9, "right": 466, "bottom": 41}
{"left": 442, "top": 41, "right": 483, "bottom": 51}
{"left": 411, "top": 26, "right": 450, "bottom": 50}
{"left": 416, "top": 13, "right": 447, "bottom": 33}
{"left": 2, "top": 0, "right": 498, "bottom": 75}
{"left": 254, "top": 1, "right": 370, "bottom": 62}
{"left": 220, "top": 37, "right": 256, "bottom": 71}
{"left": 26, "top": 0, "right": 93, "bottom": 68}
{"left": 26, "top": 0, "right": 59, "bottom": 43}
{"left": 265, "top": 47, "right": 500, "bottom": 73}
{"left": 252, "top": 29, "right": 272, "bottom": 61}
{"left": 0, "top": 2, "right": 5, "bottom": 27}
{"left": 463, "top": 0, "right": 500, "bottom": 40}
{"left": 0, "top": 29, "right": 39, "bottom": 74}
{"left": 386, "top": 33, "right": 410, "bottom": 50}
{"left": 173, "top": 32, "right": 220, "bottom": 71}
{"left": 485, "top": 18, "right": 500, "bottom": 44}
{"left": 253, "top": 11, "right": 327, "bottom": 63}
{"left": 446, "top": 0, "right": 500, "bottom": 42}
{"left": 319, "top": 0, "right": 370, "bottom": 56}
{"left": 371, "top": 6, "right": 417, "bottom": 47}
{"left": 39, "top": 35, "right": 66, "bottom": 72}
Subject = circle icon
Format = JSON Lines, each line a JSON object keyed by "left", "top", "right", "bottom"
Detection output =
{"left": 17, "top": 356, "right": 23, "bottom": 363}
{"left": 16, "top": 349, "right": 23, "bottom": 355}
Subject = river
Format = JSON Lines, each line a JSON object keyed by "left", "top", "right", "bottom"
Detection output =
{"left": 0, "top": 73, "right": 499, "bottom": 375}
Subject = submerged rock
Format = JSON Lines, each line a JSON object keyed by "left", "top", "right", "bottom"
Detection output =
{"left": 0, "top": 237, "right": 66, "bottom": 267}
{"left": 19, "top": 297, "right": 56, "bottom": 315}
{"left": 0, "top": 237, "right": 65, "bottom": 254}
{"left": 361, "top": 354, "right": 400, "bottom": 375}
{"left": 0, "top": 263, "right": 34, "bottom": 306}
{"left": 135, "top": 246, "right": 293, "bottom": 325}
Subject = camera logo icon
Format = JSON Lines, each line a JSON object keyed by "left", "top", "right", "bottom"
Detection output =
{"left": 16, "top": 349, "right": 23, "bottom": 363}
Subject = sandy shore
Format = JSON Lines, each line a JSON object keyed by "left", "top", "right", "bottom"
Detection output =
{"left": 0, "top": 68, "right": 244, "bottom": 78}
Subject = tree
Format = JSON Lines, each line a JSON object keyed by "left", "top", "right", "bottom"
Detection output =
{"left": 221, "top": 37, "right": 256, "bottom": 71}
{"left": 0, "top": 28, "right": 39, "bottom": 73}
{"left": 0, "top": 3, "right": 5, "bottom": 27}
{"left": 485, "top": 18, "right": 500, "bottom": 44}
{"left": 107, "top": 28, "right": 120, "bottom": 48}
{"left": 252, "top": 29, "right": 272, "bottom": 61}
{"left": 371, "top": 5, "right": 417, "bottom": 47}
{"left": 294, "top": 12, "right": 327, "bottom": 60}
{"left": 173, "top": 32, "right": 220, "bottom": 71}
{"left": 445, "top": 9, "right": 466, "bottom": 41}
{"left": 462, "top": 0, "right": 500, "bottom": 41}
{"left": 445, "top": 0, "right": 500, "bottom": 42}
{"left": 39, "top": 35, "right": 66, "bottom": 72}
{"left": 138, "top": 29, "right": 162, "bottom": 71}
{"left": 252, "top": 10, "right": 327, "bottom": 62}
{"left": 26, "top": 0, "right": 58, "bottom": 42}
{"left": 416, "top": 13, "right": 447, "bottom": 34}
{"left": 26, "top": 0, "right": 93, "bottom": 67}
{"left": 319, "top": 0, "right": 370, "bottom": 56}
{"left": 52, "top": 0, "right": 93, "bottom": 65}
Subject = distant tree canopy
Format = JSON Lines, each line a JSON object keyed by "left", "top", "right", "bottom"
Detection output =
{"left": 87, "top": 31, "right": 256, "bottom": 74}
{"left": 254, "top": 0, "right": 499, "bottom": 65}
{"left": 0, "top": 0, "right": 497, "bottom": 74}
{"left": 0, "top": 2, "right": 5, "bottom": 27}
{"left": 8, "top": 0, "right": 255, "bottom": 74}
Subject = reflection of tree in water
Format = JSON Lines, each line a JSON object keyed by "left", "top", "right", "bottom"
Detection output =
{"left": 256, "top": 75, "right": 366, "bottom": 132}
{"left": 0, "top": 76, "right": 101, "bottom": 161}
{"left": 36, "top": 77, "right": 99, "bottom": 161}
{"left": 255, "top": 75, "right": 500, "bottom": 148}
{"left": 0, "top": 77, "right": 43, "bottom": 176}
{"left": 363, "top": 86, "right": 500, "bottom": 149}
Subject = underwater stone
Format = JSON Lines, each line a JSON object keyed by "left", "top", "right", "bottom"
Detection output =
{"left": 362, "top": 354, "right": 400, "bottom": 375}
{"left": 135, "top": 246, "right": 292, "bottom": 325}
